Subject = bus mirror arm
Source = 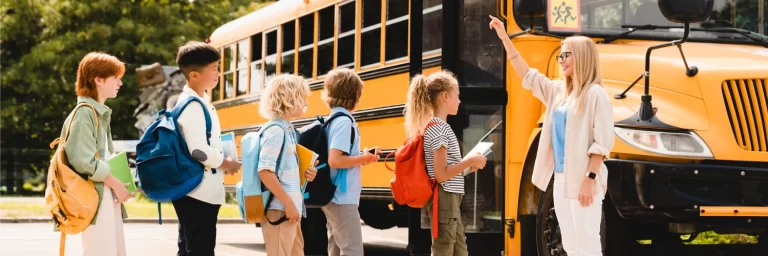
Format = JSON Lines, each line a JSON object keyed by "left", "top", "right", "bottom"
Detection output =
{"left": 615, "top": 22, "right": 694, "bottom": 130}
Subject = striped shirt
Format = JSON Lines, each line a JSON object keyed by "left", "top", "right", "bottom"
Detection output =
{"left": 257, "top": 120, "right": 304, "bottom": 216}
{"left": 423, "top": 117, "right": 464, "bottom": 194}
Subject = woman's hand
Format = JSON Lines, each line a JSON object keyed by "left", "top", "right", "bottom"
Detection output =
{"left": 579, "top": 177, "right": 596, "bottom": 207}
{"left": 489, "top": 15, "right": 508, "bottom": 41}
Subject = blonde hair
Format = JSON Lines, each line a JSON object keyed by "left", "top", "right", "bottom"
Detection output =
{"left": 322, "top": 68, "right": 364, "bottom": 110}
{"left": 404, "top": 71, "right": 458, "bottom": 139}
{"left": 559, "top": 36, "right": 602, "bottom": 113}
{"left": 259, "top": 74, "right": 310, "bottom": 120}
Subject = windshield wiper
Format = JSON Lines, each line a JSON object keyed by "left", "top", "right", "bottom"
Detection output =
{"left": 690, "top": 27, "right": 768, "bottom": 48}
{"left": 600, "top": 25, "right": 683, "bottom": 44}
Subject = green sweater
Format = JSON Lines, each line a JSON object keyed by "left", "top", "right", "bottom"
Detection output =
{"left": 60, "top": 96, "right": 127, "bottom": 225}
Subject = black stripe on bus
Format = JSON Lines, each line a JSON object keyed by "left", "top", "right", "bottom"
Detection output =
{"left": 213, "top": 56, "right": 441, "bottom": 109}
{"left": 223, "top": 104, "right": 405, "bottom": 135}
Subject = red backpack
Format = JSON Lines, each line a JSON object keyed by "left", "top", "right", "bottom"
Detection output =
{"left": 385, "top": 122, "right": 440, "bottom": 238}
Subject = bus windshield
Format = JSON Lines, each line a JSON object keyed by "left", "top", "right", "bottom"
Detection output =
{"left": 547, "top": 0, "right": 767, "bottom": 44}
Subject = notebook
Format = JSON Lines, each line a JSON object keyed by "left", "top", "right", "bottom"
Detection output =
{"left": 296, "top": 144, "right": 319, "bottom": 189}
{"left": 462, "top": 142, "right": 494, "bottom": 176}
{"left": 108, "top": 152, "right": 137, "bottom": 193}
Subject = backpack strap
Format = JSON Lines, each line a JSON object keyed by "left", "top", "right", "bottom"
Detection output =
{"left": 259, "top": 123, "right": 290, "bottom": 225}
{"left": 383, "top": 121, "right": 439, "bottom": 172}
{"left": 172, "top": 96, "right": 213, "bottom": 145}
{"left": 173, "top": 96, "right": 215, "bottom": 173}
{"left": 324, "top": 112, "right": 356, "bottom": 192}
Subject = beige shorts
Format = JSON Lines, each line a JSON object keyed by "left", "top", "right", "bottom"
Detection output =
{"left": 261, "top": 209, "right": 304, "bottom": 256}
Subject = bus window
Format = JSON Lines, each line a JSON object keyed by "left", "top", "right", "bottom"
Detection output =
{"left": 385, "top": 0, "right": 408, "bottom": 62}
{"left": 223, "top": 44, "right": 236, "bottom": 98}
{"left": 318, "top": 6, "right": 334, "bottom": 76}
{"left": 236, "top": 39, "right": 249, "bottom": 96}
{"left": 458, "top": 0, "right": 504, "bottom": 88}
{"left": 337, "top": 1, "right": 356, "bottom": 69}
{"left": 250, "top": 33, "right": 263, "bottom": 95}
{"left": 281, "top": 20, "right": 296, "bottom": 75}
{"left": 455, "top": 104, "right": 505, "bottom": 232}
{"left": 298, "top": 14, "right": 314, "bottom": 79}
{"left": 265, "top": 29, "right": 278, "bottom": 85}
{"left": 360, "top": 0, "right": 382, "bottom": 68}
{"left": 423, "top": 0, "right": 442, "bottom": 55}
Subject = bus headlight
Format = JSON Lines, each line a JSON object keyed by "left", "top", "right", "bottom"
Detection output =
{"left": 614, "top": 127, "right": 713, "bottom": 158}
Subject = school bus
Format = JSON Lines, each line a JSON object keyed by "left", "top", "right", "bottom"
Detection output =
{"left": 207, "top": 0, "right": 767, "bottom": 255}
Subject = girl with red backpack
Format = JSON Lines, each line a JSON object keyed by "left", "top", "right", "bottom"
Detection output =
{"left": 404, "top": 71, "right": 487, "bottom": 256}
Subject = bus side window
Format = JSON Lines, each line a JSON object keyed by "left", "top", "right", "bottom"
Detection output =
{"left": 281, "top": 20, "right": 296, "bottom": 75}
{"left": 298, "top": 14, "right": 314, "bottom": 79}
{"left": 317, "top": 6, "right": 335, "bottom": 76}
{"left": 360, "top": 0, "right": 382, "bottom": 68}
{"left": 385, "top": 0, "right": 408, "bottom": 62}
{"left": 337, "top": 1, "right": 356, "bottom": 69}
{"left": 250, "top": 33, "right": 264, "bottom": 95}
{"left": 265, "top": 29, "right": 278, "bottom": 85}
{"left": 223, "top": 44, "right": 236, "bottom": 99}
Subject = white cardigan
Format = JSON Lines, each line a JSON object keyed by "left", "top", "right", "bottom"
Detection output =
{"left": 523, "top": 69, "right": 615, "bottom": 199}
{"left": 176, "top": 86, "right": 226, "bottom": 205}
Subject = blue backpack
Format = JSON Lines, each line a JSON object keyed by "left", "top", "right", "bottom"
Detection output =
{"left": 136, "top": 97, "right": 212, "bottom": 203}
{"left": 236, "top": 121, "right": 290, "bottom": 225}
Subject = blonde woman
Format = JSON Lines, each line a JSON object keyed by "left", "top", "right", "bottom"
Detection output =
{"left": 490, "top": 16, "right": 614, "bottom": 256}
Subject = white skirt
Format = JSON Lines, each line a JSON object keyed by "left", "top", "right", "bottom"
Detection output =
{"left": 81, "top": 185, "right": 126, "bottom": 256}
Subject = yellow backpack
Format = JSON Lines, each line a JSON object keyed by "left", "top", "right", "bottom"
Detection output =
{"left": 44, "top": 103, "right": 101, "bottom": 256}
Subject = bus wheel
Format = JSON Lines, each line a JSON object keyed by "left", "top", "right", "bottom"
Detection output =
{"left": 536, "top": 180, "right": 618, "bottom": 256}
{"left": 359, "top": 200, "right": 399, "bottom": 229}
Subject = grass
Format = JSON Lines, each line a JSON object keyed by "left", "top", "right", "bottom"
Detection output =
{"left": 0, "top": 197, "right": 241, "bottom": 219}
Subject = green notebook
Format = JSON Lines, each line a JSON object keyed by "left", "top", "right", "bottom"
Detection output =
{"left": 108, "top": 151, "right": 137, "bottom": 193}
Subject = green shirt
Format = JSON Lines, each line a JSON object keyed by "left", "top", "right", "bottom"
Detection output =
{"left": 59, "top": 96, "right": 127, "bottom": 225}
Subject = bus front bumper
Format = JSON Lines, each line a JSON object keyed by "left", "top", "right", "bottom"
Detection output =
{"left": 605, "top": 159, "right": 768, "bottom": 227}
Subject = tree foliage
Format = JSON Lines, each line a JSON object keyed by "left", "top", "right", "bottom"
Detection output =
{"left": 1, "top": 0, "right": 272, "bottom": 192}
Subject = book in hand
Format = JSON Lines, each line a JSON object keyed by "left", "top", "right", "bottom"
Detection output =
{"left": 296, "top": 144, "right": 319, "bottom": 189}
{"left": 221, "top": 132, "right": 238, "bottom": 162}
{"left": 108, "top": 151, "right": 137, "bottom": 193}
{"left": 461, "top": 142, "right": 493, "bottom": 176}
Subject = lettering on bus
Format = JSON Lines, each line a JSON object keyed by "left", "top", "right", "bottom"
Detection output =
{"left": 548, "top": 0, "right": 581, "bottom": 32}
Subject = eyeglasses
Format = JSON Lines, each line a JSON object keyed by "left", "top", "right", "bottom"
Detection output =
{"left": 556, "top": 52, "right": 572, "bottom": 62}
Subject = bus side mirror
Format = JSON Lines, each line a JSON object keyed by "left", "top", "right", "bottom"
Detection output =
{"left": 658, "top": 0, "right": 714, "bottom": 23}
{"left": 514, "top": 0, "right": 547, "bottom": 18}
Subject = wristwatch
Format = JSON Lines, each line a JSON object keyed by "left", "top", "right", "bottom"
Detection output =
{"left": 585, "top": 172, "right": 597, "bottom": 180}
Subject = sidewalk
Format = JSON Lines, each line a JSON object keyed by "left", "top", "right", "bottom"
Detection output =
{"left": 0, "top": 196, "right": 244, "bottom": 224}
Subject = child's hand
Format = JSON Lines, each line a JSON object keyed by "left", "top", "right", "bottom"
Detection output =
{"left": 361, "top": 148, "right": 379, "bottom": 166}
{"left": 468, "top": 152, "right": 487, "bottom": 170}
{"left": 285, "top": 204, "right": 301, "bottom": 224}
{"left": 305, "top": 160, "right": 318, "bottom": 182}
{"left": 220, "top": 156, "right": 241, "bottom": 175}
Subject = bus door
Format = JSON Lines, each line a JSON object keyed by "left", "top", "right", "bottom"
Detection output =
{"left": 442, "top": 0, "right": 508, "bottom": 255}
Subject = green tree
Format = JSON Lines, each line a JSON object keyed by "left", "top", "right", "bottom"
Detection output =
{"left": 0, "top": 0, "right": 272, "bottom": 194}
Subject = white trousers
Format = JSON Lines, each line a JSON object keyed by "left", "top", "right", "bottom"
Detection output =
{"left": 553, "top": 173, "right": 603, "bottom": 256}
{"left": 81, "top": 185, "right": 127, "bottom": 256}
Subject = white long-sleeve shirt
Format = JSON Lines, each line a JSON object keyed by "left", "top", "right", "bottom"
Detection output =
{"left": 176, "top": 85, "right": 225, "bottom": 205}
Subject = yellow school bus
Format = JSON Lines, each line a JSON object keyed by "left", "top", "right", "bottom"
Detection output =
{"left": 207, "top": 0, "right": 767, "bottom": 255}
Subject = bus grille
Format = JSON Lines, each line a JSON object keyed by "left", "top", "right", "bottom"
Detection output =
{"left": 721, "top": 79, "right": 768, "bottom": 152}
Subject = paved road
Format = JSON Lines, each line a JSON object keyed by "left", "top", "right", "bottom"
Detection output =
{"left": 0, "top": 223, "right": 408, "bottom": 256}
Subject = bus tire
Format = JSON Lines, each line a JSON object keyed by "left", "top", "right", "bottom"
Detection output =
{"left": 536, "top": 179, "right": 631, "bottom": 256}
{"left": 359, "top": 200, "right": 398, "bottom": 229}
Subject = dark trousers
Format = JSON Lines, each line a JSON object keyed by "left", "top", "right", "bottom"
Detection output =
{"left": 172, "top": 196, "right": 221, "bottom": 256}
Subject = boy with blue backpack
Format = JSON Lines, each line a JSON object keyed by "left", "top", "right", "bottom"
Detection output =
{"left": 172, "top": 41, "right": 241, "bottom": 255}
{"left": 321, "top": 68, "right": 379, "bottom": 256}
